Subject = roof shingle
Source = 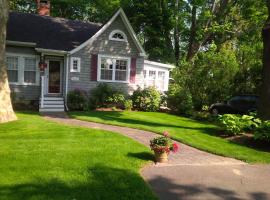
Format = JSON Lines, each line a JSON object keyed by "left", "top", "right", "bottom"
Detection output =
{"left": 7, "top": 12, "right": 102, "bottom": 51}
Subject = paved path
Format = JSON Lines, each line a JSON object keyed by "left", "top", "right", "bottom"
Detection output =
{"left": 43, "top": 113, "right": 270, "bottom": 200}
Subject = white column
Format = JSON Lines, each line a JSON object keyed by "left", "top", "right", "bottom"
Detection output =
{"left": 40, "top": 76, "right": 44, "bottom": 108}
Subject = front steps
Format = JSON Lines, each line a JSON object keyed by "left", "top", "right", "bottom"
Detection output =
{"left": 39, "top": 97, "right": 65, "bottom": 112}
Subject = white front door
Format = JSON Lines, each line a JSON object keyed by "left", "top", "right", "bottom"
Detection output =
{"left": 44, "top": 59, "right": 62, "bottom": 95}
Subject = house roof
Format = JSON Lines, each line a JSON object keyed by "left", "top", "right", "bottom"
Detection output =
{"left": 144, "top": 60, "right": 175, "bottom": 69}
{"left": 7, "top": 12, "right": 102, "bottom": 51}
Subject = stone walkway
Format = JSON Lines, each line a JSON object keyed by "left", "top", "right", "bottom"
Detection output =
{"left": 43, "top": 113, "right": 270, "bottom": 200}
{"left": 43, "top": 112, "right": 244, "bottom": 166}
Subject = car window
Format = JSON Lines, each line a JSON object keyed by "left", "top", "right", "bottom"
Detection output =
{"left": 228, "top": 96, "right": 258, "bottom": 111}
{"left": 228, "top": 96, "right": 241, "bottom": 105}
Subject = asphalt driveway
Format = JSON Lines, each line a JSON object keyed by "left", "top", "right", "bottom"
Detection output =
{"left": 142, "top": 164, "right": 270, "bottom": 200}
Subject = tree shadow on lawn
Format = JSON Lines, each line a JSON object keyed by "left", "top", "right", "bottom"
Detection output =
{"left": 127, "top": 152, "right": 155, "bottom": 161}
{"left": 0, "top": 164, "right": 157, "bottom": 200}
{"left": 71, "top": 111, "right": 219, "bottom": 135}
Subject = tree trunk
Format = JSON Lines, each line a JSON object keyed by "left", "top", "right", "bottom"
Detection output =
{"left": 186, "top": 4, "right": 197, "bottom": 61}
{"left": 258, "top": 0, "right": 270, "bottom": 119}
{"left": 174, "top": 0, "right": 180, "bottom": 66}
{"left": 0, "top": 0, "right": 17, "bottom": 123}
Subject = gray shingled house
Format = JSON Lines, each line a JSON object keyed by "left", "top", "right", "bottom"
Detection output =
{"left": 6, "top": 1, "right": 174, "bottom": 112}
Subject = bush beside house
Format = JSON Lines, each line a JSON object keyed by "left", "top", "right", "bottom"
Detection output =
{"left": 67, "top": 84, "right": 162, "bottom": 112}
{"left": 131, "top": 87, "right": 161, "bottom": 112}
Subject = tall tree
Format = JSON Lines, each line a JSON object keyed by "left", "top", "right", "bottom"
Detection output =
{"left": 125, "top": 0, "right": 175, "bottom": 63}
{"left": 0, "top": 0, "right": 17, "bottom": 123}
{"left": 174, "top": 0, "right": 180, "bottom": 66}
{"left": 259, "top": 0, "right": 270, "bottom": 119}
{"left": 185, "top": 0, "right": 233, "bottom": 61}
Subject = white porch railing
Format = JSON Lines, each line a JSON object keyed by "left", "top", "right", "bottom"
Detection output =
{"left": 40, "top": 75, "right": 45, "bottom": 108}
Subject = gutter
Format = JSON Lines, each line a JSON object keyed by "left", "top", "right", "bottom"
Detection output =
{"left": 6, "top": 40, "right": 36, "bottom": 47}
{"left": 35, "top": 48, "right": 68, "bottom": 55}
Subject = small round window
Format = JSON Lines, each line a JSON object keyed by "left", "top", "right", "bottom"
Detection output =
{"left": 109, "top": 30, "right": 127, "bottom": 42}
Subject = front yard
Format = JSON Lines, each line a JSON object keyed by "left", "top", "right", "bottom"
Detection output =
{"left": 70, "top": 111, "right": 270, "bottom": 163}
{"left": 0, "top": 113, "right": 157, "bottom": 200}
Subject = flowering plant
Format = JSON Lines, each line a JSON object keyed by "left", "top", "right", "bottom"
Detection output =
{"left": 150, "top": 131, "right": 179, "bottom": 154}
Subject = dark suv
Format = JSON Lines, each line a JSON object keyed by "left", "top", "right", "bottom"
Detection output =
{"left": 209, "top": 95, "right": 259, "bottom": 115}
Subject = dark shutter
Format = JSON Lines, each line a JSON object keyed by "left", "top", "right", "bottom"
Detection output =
{"left": 91, "top": 54, "right": 98, "bottom": 81}
{"left": 130, "top": 58, "right": 136, "bottom": 83}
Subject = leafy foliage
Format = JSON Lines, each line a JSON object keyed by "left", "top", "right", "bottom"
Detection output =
{"left": 124, "top": 99, "right": 133, "bottom": 111}
{"left": 172, "top": 43, "right": 239, "bottom": 110}
{"left": 67, "top": 89, "right": 88, "bottom": 111}
{"left": 131, "top": 87, "right": 161, "bottom": 112}
{"left": 254, "top": 121, "right": 270, "bottom": 142}
{"left": 106, "top": 93, "right": 126, "bottom": 109}
{"left": 167, "top": 84, "right": 193, "bottom": 115}
{"left": 89, "top": 83, "right": 116, "bottom": 109}
{"left": 218, "top": 114, "right": 261, "bottom": 135}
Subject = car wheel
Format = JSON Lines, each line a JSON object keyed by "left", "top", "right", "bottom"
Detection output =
{"left": 211, "top": 108, "right": 219, "bottom": 116}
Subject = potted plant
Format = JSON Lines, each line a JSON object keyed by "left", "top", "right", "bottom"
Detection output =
{"left": 150, "top": 131, "right": 179, "bottom": 163}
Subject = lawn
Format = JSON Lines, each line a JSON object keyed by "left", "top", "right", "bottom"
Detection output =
{"left": 0, "top": 112, "right": 157, "bottom": 200}
{"left": 70, "top": 111, "right": 270, "bottom": 163}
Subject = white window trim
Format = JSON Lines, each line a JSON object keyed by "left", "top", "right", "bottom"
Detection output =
{"left": 6, "top": 53, "right": 40, "bottom": 86}
{"left": 70, "top": 57, "right": 81, "bottom": 72}
{"left": 97, "top": 54, "right": 130, "bottom": 83}
{"left": 109, "top": 29, "right": 128, "bottom": 42}
{"left": 143, "top": 67, "right": 169, "bottom": 91}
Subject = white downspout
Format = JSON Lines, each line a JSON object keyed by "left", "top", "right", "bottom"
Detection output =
{"left": 65, "top": 54, "right": 69, "bottom": 111}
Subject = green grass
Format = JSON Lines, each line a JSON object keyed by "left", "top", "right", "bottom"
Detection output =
{"left": 70, "top": 111, "right": 270, "bottom": 163}
{"left": 0, "top": 112, "right": 157, "bottom": 200}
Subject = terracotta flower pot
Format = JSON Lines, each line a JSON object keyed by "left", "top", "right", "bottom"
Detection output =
{"left": 154, "top": 150, "right": 168, "bottom": 163}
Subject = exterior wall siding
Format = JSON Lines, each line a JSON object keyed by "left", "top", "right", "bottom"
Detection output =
{"left": 10, "top": 85, "right": 40, "bottom": 100}
{"left": 68, "top": 16, "right": 144, "bottom": 95}
{"left": 6, "top": 45, "right": 40, "bottom": 101}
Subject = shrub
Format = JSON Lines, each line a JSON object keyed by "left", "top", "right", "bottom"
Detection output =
{"left": 167, "top": 84, "right": 193, "bottom": 115}
{"left": 191, "top": 111, "right": 215, "bottom": 122}
{"left": 124, "top": 99, "right": 133, "bottom": 111}
{"left": 131, "top": 87, "right": 161, "bottom": 111}
{"left": 218, "top": 114, "right": 261, "bottom": 135}
{"left": 89, "top": 83, "right": 127, "bottom": 109}
{"left": 254, "top": 121, "right": 270, "bottom": 142}
{"left": 106, "top": 93, "right": 126, "bottom": 108}
{"left": 67, "top": 89, "right": 88, "bottom": 111}
{"left": 89, "top": 83, "right": 115, "bottom": 109}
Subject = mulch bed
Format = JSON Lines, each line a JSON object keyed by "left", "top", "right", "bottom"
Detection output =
{"left": 222, "top": 133, "right": 270, "bottom": 152}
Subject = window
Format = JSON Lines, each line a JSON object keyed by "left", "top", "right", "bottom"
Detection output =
{"left": 143, "top": 69, "right": 168, "bottom": 91}
{"left": 6, "top": 56, "right": 19, "bottom": 83}
{"left": 70, "top": 57, "right": 81, "bottom": 72}
{"left": 143, "top": 70, "right": 147, "bottom": 79}
{"left": 24, "top": 58, "right": 36, "bottom": 84}
{"left": 109, "top": 30, "right": 127, "bottom": 42}
{"left": 115, "top": 60, "right": 127, "bottom": 81}
{"left": 98, "top": 55, "right": 130, "bottom": 82}
{"left": 148, "top": 70, "right": 156, "bottom": 87}
{"left": 157, "top": 71, "right": 165, "bottom": 90}
{"left": 5, "top": 54, "right": 39, "bottom": 85}
{"left": 100, "top": 57, "right": 113, "bottom": 80}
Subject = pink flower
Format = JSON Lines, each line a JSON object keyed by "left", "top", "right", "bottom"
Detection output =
{"left": 163, "top": 131, "right": 169, "bottom": 137}
{"left": 172, "top": 143, "right": 179, "bottom": 153}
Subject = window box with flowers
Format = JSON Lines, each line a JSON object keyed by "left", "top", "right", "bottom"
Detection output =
{"left": 150, "top": 131, "right": 179, "bottom": 163}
